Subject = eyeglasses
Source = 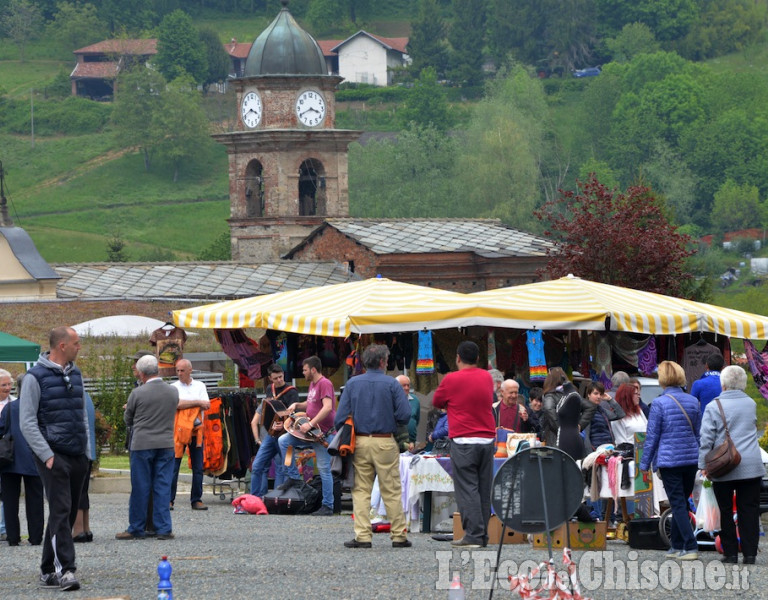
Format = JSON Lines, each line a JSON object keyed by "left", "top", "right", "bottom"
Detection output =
{"left": 63, "top": 374, "right": 73, "bottom": 393}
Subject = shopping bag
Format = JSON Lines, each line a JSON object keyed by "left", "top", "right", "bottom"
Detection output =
{"left": 695, "top": 483, "right": 720, "bottom": 532}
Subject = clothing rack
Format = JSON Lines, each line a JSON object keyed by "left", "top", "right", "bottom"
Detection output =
{"left": 205, "top": 387, "right": 261, "bottom": 500}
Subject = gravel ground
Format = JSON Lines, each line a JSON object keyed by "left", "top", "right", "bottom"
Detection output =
{"left": 1, "top": 488, "right": 765, "bottom": 600}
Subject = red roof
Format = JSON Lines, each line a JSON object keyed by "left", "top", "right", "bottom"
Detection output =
{"left": 317, "top": 40, "right": 341, "bottom": 57}
{"left": 74, "top": 39, "right": 158, "bottom": 56}
{"left": 701, "top": 228, "right": 765, "bottom": 246}
{"left": 71, "top": 61, "right": 120, "bottom": 79}
{"left": 224, "top": 41, "right": 252, "bottom": 59}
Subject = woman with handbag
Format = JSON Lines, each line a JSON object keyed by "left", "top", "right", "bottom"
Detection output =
{"left": 639, "top": 361, "right": 701, "bottom": 560}
{"left": 698, "top": 365, "right": 766, "bottom": 565}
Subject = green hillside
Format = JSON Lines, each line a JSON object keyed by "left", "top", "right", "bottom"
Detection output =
{"left": 2, "top": 5, "right": 768, "bottom": 263}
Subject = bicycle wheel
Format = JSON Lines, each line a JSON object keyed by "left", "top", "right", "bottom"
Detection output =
{"left": 659, "top": 508, "right": 697, "bottom": 547}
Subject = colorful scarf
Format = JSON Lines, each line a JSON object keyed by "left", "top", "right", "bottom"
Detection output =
{"left": 417, "top": 330, "right": 435, "bottom": 375}
{"left": 526, "top": 330, "right": 547, "bottom": 381}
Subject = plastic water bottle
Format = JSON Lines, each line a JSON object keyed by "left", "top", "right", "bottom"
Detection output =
{"left": 448, "top": 573, "right": 465, "bottom": 600}
{"left": 158, "top": 556, "right": 172, "bottom": 600}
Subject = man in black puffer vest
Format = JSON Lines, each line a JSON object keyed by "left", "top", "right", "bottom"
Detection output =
{"left": 20, "top": 326, "right": 90, "bottom": 592}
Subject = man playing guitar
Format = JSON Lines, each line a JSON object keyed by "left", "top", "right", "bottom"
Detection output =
{"left": 249, "top": 364, "right": 298, "bottom": 498}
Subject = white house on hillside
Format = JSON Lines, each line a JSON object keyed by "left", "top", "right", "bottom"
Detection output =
{"left": 329, "top": 31, "right": 410, "bottom": 86}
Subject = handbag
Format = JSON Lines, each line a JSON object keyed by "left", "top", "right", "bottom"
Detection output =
{"left": 0, "top": 434, "right": 14, "bottom": 468}
{"left": 704, "top": 399, "right": 742, "bottom": 478}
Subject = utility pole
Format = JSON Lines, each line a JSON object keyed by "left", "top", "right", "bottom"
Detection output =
{"left": 31, "top": 89, "right": 35, "bottom": 148}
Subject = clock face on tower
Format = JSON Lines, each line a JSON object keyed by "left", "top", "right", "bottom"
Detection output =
{"left": 241, "top": 91, "right": 262, "bottom": 128}
{"left": 295, "top": 89, "right": 326, "bottom": 127}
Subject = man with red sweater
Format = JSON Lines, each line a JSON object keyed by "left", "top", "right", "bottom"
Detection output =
{"left": 432, "top": 341, "right": 496, "bottom": 548}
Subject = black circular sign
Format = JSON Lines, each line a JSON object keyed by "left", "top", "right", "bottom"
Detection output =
{"left": 491, "top": 446, "right": 584, "bottom": 533}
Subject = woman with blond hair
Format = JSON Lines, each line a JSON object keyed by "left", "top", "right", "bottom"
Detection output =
{"left": 639, "top": 361, "right": 701, "bottom": 560}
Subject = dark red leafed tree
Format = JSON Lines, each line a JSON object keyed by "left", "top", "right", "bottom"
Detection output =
{"left": 534, "top": 174, "right": 695, "bottom": 297}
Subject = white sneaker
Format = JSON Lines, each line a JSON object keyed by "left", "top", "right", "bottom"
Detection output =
{"left": 59, "top": 571, "right": 80, "bottom": 591}
{"left": 677, "top": 550, "right": 698, "bottom": 561}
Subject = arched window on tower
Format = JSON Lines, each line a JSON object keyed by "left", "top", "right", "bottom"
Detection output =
{"left": 245, "top": 160, "right": 264, "bottom": 218}
{"left": 298, "top": 158, "right": 326, "bottom": 216}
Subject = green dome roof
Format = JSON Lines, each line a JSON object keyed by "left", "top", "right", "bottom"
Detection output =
{"left": 245, "top": 1, "right": 326, "bottom": 76}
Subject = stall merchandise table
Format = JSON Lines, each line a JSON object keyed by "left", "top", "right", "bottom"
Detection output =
{"left": 394, "top": 455, "right": 509, "bottom": 533}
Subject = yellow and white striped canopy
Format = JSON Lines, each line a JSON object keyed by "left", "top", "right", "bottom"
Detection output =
{"left": 173, "top": 274, "right": 768, "bottom": 339}
{"left": 172, "top": 277, "right": 469, "bottom": 337}
{"left": 466, "top": 275, "right": 768, "bottom": 337}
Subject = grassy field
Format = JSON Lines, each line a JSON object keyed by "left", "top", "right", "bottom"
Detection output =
{"left": 2, "top": 10, "right": 768, "bottom": 263}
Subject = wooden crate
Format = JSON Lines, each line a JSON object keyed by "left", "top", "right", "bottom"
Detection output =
{"left": 452, "top": 513, "right": 528, "bottom": 545}
{"left": 533, "top": 521, "right": 607, "bottom": 550}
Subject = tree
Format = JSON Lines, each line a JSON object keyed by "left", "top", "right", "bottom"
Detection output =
{"left": 155, "top": 75, "right": 211, "bottom": 182}
{"left": 1, "top": 0, "right": 42, "bottom": 62}
{"left": 535, "top": 175, "right": 695, "bottom": 296}
{"left": 447, "top": 0, "right": 485, "bottom": 87}
{"left": 348, "top": 123, "right": 458, "bottom": 218}
{"left": 606, "top": 22, "right": 659, "bottom": 62}
{"left": 398, "top": 67, "right": 452, "bottom": 130}
{"left": 595, "top": 0, "right": 699, "bottom": 41}
{"left": 47, "top": 2, "right": 107, "bottom": 56}
{"left": 111, "top": 67, "right": 167, "bottom": 171}
{"left": 455, "top": 64, "right": 549, "bottom": 226}
{"left": 711, "top": 180, "right": 765, "bottom": 234}
{"left": 306, "top": 0, "right": 348, "bottom": 33}
{"left": 487, "top": 0, "right": 595, "bottom": 71}
{"left": 677, "top": 0, "right": 763, "bottom": 60}
{"left": 106, "top": 231, "right": 129, "bottom": 262}
{"left": 198, "top": 26, "right": 231, "bottom": 89}
{"left": 408, "top": 0, "right": 448, "bottom": 78}
{"left": 154, "top": 9, "right": 207, "bottom": 84}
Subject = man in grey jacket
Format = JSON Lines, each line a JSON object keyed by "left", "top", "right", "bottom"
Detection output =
{"left": 20, "top": 326, "right": 91, "bottom": 592}
{"left": 116, "top": 355, "right": 178, "bottom": 541}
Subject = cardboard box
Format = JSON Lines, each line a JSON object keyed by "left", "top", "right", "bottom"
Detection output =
{"left": 453, "top": 513, "right": 528, "bottom": 545}
{"left": 533, "top": 521, "right": 607, "bottom": 550}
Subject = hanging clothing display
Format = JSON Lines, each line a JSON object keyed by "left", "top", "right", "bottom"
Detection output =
{"left": 487, "top": 329, "right": 497, "bottom": 370}
{"left": 526, "top": 330, "right": 547, "bottom": 381}
{"left": 417, "top": 330, "right": 435, "bottom": 375}
{"left": 637, "top": 336, "right": 658, "bottom": 376}
{"left": 594, "top": 335, "right": 613, "bottom": 389}
{"left": 682, "top": 338, "right": 719, "bottom": 392}
{"left": 149, "top": 324, "right": 187, "bottom": 377}
{"left": 744, "top": 340, "right": 768, "bottom": 402}
{"left": 214, "top": 329, "right": 273, "bottom": 382}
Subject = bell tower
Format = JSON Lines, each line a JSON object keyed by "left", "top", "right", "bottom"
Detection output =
{"left": 214, "top": 0, "right": 361, "bottom": 261}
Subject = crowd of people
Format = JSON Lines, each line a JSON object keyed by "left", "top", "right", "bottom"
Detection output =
{"left": 1, "top": 328, "right": 766, "bottom": 592}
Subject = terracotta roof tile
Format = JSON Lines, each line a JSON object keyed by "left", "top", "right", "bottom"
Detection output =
{"left": 74, "top": 38, "right": 157, "bottom": 56}
{"left": 71, "top": 61, "right": 119, "bottom": 79}
{"left": 224, "top": 41, "right": 252, "bottom": 59}
{"left": 317, "top": 40, "right": 341, "bottom": 56}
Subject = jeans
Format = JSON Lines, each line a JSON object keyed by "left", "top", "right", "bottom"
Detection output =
{"left": 171, "top": 437, "right": 204, "bottom": 505}
{"left": 250, "top": 435, "right": 284, "bottom": 497}
{"left": 658, "top": 465, "right": 698, "bottom": 552}
{"left": 278, "top": 431, "right": 335, "bottom": 510}
{"left": 129, "top": 448, "right": 174, "bottom": 536}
